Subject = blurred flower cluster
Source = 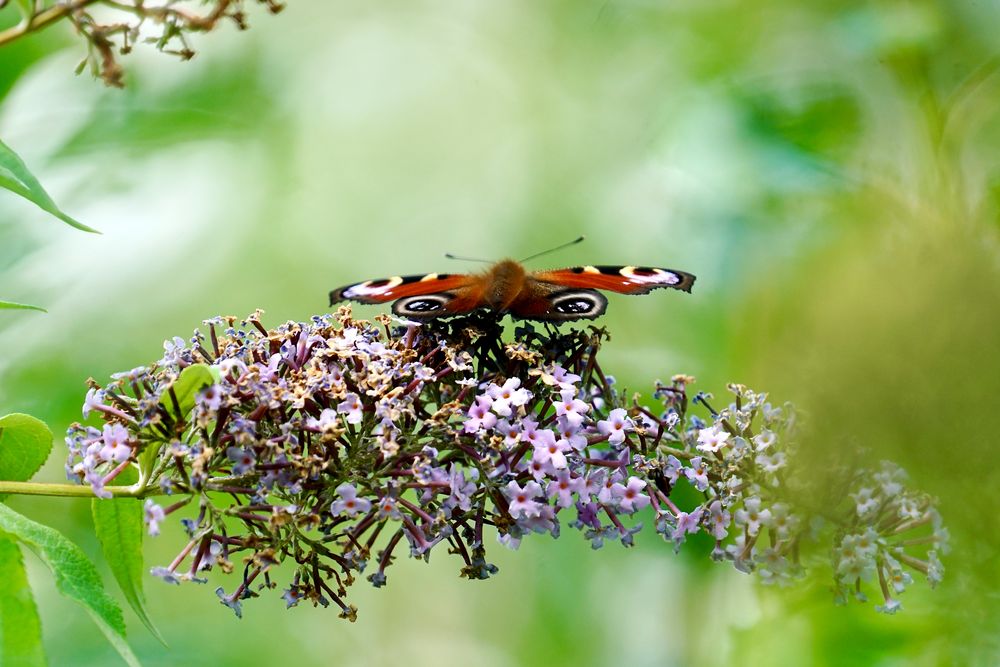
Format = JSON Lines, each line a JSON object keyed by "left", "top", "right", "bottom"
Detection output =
{"left": 64, "top": 309, "right": 948, "bottom": 619}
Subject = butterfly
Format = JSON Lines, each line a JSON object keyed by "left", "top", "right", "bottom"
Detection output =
{"left": 328, "top": 257, "right": 696, "bottom": 322}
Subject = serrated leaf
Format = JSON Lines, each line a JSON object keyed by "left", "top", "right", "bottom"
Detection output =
{"left": 0, "top": 138, "right": 98, "bottom": 233}
{"left": 0, "top": 300, "right": 47, "bottom": 312}
{"left": 0, "top": 505, "right": 141, "bottom": 667}
{"left": 93, "top": 467, "right": 166, "bottom": 645}
{"left": 0, "top": 534, "right": 46, "bottom": 667}
{"left": 161, "top": 364, "right": 215, "bottom": 419}
{"left": 0, "top": 414, "right": 53, "bottom": 501}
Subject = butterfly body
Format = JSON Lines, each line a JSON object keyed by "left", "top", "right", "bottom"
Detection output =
{"left": 329, "top": 259, "right": 695, "bottom": 322}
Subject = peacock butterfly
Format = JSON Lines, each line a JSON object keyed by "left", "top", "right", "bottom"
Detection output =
{"left": 328, "top": 247, "right": 695, "bottom": 322}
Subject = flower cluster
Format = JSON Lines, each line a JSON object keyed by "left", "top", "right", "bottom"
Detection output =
{"left": 64, "top": 309, "right": 947, "bottom": 618}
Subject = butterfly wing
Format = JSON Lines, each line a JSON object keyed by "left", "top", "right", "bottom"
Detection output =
{"left": 529, "top": 265, "right": 696, "bottom": 295}
{"left": 328, "top": 273, "right": 486, "bottom": 319}
{"left": 506, "top": 283, "right": 609, "bottom": 321}
{"left": 505, "top": 265, "right": 695, "bottom": 322}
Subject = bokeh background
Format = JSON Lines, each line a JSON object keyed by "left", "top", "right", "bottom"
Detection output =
{"left": 1, "top": 1, "right": 999, "bottom": 665}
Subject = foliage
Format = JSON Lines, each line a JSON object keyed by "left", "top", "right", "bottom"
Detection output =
{"left": 0, "top": 0, "right": 998, "bottom": 665}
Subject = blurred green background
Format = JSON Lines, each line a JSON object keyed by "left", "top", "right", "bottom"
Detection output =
{"left": 1, "top": 1, "right": 999, "bottom": 665}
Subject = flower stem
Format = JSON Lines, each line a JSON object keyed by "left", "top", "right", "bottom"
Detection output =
{"left": 0, "top": 480, "right": 143, "bottom": 498}
{"left": 0, "top": 478, "right": 231, "bottom": 498}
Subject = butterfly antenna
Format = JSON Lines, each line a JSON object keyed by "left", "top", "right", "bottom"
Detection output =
{"left": 444, "top": 252, "right": 493, "bottom": 264}
{"left": 519, "top": 236, "right": 585, "bottom": 264}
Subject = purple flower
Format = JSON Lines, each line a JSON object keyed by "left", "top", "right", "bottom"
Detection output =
{"left": 282, "top": 586, "right": 304, "bottom": 608}
{"left": 150, "top": 566, "right": 181, "bottom": 585}
{"left": 664, "top": 454, "right": 684, "bottom": 484}
{"left": 597, "top": 408, "right": 632, "bottom": 445}
{"left": 98, "top": 423, "right": 132, "bottom": 464}
{"left": 735, "top": 497, "right": 771, "bottom": 537}
{"left": 535, "top": 364, "right": 581, "bottom": 390}
{"left": 159, "top": 336, "right": 188, "bottom": 366}
{"left": 684, "top": 456, "right": 709, "bottom": 491}
{"left": 496, "top": 419, "right": 523, "bottom": 448}
{"left": 581, "top": 469, "right": 606, "bottom": 501}
{"left": 216, "top": 586, "right": 243, "bottom": 618}
{"left": 463, "top": 397, "right": 497, "bottom": 434}
{"left": 217, "top": 358, "right": 248, "bottom": 379}
{"left": 575, "top": 501, "right": 602, "bottom": 530}
{"left": 358, "top": 340, "right": 396, "bottom": 359}
{"left": 61, "top": 308, "right": 946, "bottom": 619}
{"left": 307, "top": 408, "right": 341, "bottom": 433}
{"left": 85, "top": 467, "right": 113, "bottom": 499}
{"left": 256, "top": 354, "right": 282, "bottom": 382}
{"left": 447, "top": 465, "right": 478, "bottom": 512}
{"left": 547, "top": 469, "right": 584, "bottom": 508}
{"left": 518, "top": 504, "right": 558, "bottom": 538}
{"left": 337, "top": 393, "right": 364, "bottom": 425}
{"left": 226, "top": 446, "right": 256, "bottom": 475}
{"left": 875, "top": 598, "right": 902, "bottom": 615}
{"left": 486, "top": 378, "right": 531, "bottom": 417}
{"left": 83, "top": 387, "right": 106, "bottom": 418}
{"left": 597, "top": 470, "right": 623, "bottom": 505}
{"left": 527, "top": 451, "right": 554, "bottom": 481}
{"left": 522, "top": 418, "right": 556, "bottom": 450}
{"left": 375, "top": 495, "right": 401, "bottom": 520}
{"left": 144, "top": 499, "right": 166, "bottom": 536}
{"left": 708, "top": 500, "right": 731, "bottom": 540}
{"left": 555, "top": 416, "right": 588, "bottom": 451}
{"left": 330, "top": 483, "right": 372, "bottom": 517}
{"left": 504, "top": 480, "right": 543, "bottom": 518}
{"left": 672, "top": 507, "right": 704, "bottom": 548}
{"left": 611, "top": 476, "right": 650, "bottom": 513}
{"left": 533, "top": 436, "right": 572, "bottom": 469}
{"left": 554, "top": 389, "right": 590, "bottom": 428}
{"left": 197, "top": 385, "right": 223, "bottom": 411}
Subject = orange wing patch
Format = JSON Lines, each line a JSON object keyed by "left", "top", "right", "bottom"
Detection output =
{"left": 329, "top": 273, "right": 475, "bottom": 306}
{"left": 530, "top": 265, "right": 696, "bottom": 295}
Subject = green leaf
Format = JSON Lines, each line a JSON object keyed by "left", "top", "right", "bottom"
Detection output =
{"left": 92, "top": 470, "right": 166, "bottom": 645}
{"left": 0, "top": 534, "right": 46, "bottom": 667}
{"left": 0, "top": 505, "right": 141, "bottom": 667}
{"left": 0, "top": 414, "right": 53, "bottom": 501}
{"left": 162, "top": 364, "right": 215, "bottom": 419}
{"left": 0, "top": 300, "right": 46, "bottom": 312}
{"left": 0, "top": 138, "right": 98, "bottom": 233}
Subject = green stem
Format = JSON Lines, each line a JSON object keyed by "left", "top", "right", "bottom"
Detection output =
{"left": 0, "top": 480, "right": 146, "bottom": 498}
{"left": 0, "top": 475, "right": 252, "bottom": 499}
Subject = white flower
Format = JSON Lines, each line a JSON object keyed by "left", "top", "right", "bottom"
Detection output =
{"left": 735, "top": 496, "right": 771, "bottom": 537}
{"left": 752, "top": 429, "right": 776, "bottom": 451}
{"left": 696, "top": 426, "right": 730, "bottom": 453}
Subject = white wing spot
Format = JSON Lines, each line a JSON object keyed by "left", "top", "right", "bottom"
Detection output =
{"left": 344, "top": 276, "right": 403, "bottom": 297}
{"left": 619, "top": 267, "right": 680, "bottom": 285}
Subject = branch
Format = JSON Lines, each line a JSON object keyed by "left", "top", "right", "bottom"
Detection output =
{"left": 0, "top": 0, "right": 100, "bottom": 48}
{"left": 0, "top": 0, "right": 285, "bottom": 86}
